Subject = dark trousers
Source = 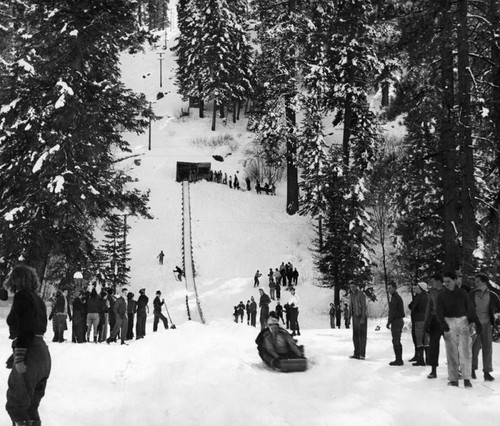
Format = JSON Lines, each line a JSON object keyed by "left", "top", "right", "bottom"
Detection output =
{"left": 290, "top": 307, "right": 300, "bottom": 334}
{"left": 472, "top": 322, "right": 493, "bottom": 373}
{"left": 391, "top": 318, "right": 404, "bottom": 354}
{"left": 72, "top": 319, "right": 85, "bottom": 343}
{"left": 153, "top": 312, "right": 169, "bottom": 331}
{"left": 136, "top": 312, "right": 147, "bottom": 338}
{"left": 250, "top": 311, "right": 257, "bottom": 327}
{"left": 335, "top": 315, "right": 341, "bottom": 328}
{"left": 6, "top": 338, "right": 51, "bottom": 424}
{"left": 428, "top": 316, "right": 442, "bottom": 367}
{"left": 352, "top": 315, "right": 367, "bottom": 357}
{"left": 55, "top": 314, "right": 67, "bottom": 342}
{"left": 260, "top": 306, "right": 269, "bottom": 331}
{"left": 126, "top": 313, "right": 135, "bottom": 340}
{"left": 110, "top": 316, "right": 128, "bottom": 343}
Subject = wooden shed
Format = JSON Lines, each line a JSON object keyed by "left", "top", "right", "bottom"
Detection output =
{"left": 176, "top": 162, "right": 212, "bottom": 183}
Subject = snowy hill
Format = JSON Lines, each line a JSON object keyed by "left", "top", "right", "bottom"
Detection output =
{"left": 0, "top": 24, "right": 499, "bottom": 426}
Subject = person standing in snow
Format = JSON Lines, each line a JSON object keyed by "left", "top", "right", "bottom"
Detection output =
{"left": 436, "top": 271, "right": 480, "bottom": 388}
{"left": 174, "top": 266, "right": 184, "bottom": 281}
{"left": 135, "top": 288, "right": 149, "bottom": 339}
{"left": 72, "top": 291, "right": 86, "bottom": 343}
{"left": 254, "top": 270, "right": 262, "bottom": 288}
{"left": 344, "top": 303, "right": 351, "bottom": 329}
{"left": 387, "top": 281, "right": 405, "bottom": 366}
{"left": 245, "top": 176, "right": 251, "bottom": 191}
{"left": 276, "top": 280, "right": 281, "bottom": 301}
{"left": 49, "top": 289, "right": 72, "bottom": 343}
{"left": 249, "top": 296, "right": 257, "bottom": 327}
{"left": 349, "top": 283, "right": 367, "bottom": 360}
{"left": 157, "top": 250, "right": 165, "bottom": 265}
{"left": 153, "top": 290, "right": 169, "bottom": 331}
{"left": 286, "top": 263, "right": 294, "bottom": 288}
{"left": 98, "top": 291, "right": 110, "bottom": 343}
{"left": 255, "top": 179, "right": 261, "bottom": 194}
{"left": 246, "top": 300, "right": 251, "bottom": 325}
{"left": 237, "top": 301, "right": 245, "bottom": 323}
{"left": 126, "top": 292, "right": 137, "bottom": 340}
{"left": 276, "top": 302, "right": 285, "bottom": 325}
{"left": 335, "top": 303, "right": 342, "bottom": 328}
{"left": 107, "top": 288, "right": 129, "bottom": 345}
{"left": 234, "top": 174, "right": 240, "bottom": 190}
{"left": 424, "top": 274, "right": 445, "bottom": 379}
{"left": 329, "top": 303, "right": 336, "bottom": 329}
{"left": 86, "top": 287, "right": 101, "bottom": 343}
{"left": 259, "top": 289, "right": 271, "bottom": 331}
{"left": 274, "top": 268, "right": 282, "bottom": 286}
{"left": 288, "top": 287, "right": 301, "bottom": 336}
{"left": 409, "top": 282, "right": 429, "bottom": 366}
{"left": 4, "top": 265, "right": 51, "bottom": 426}
{"left": 292, "top": 268, "right": 299, "bottom": 286}
{"left": 284, "top": 302, "right": 291, "bottom": 329}
{"left": 229, "top": 176, "right": 233, "bottom": 188}
{"left": 469, "top": 273, "right": 500, "bottom": 381}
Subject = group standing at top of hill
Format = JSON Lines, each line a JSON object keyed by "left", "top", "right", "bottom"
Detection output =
{"left": 208, "top": 170, "right": 276, "bottom": 195}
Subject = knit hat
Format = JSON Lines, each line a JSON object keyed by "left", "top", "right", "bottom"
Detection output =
{"left": 417, "top": 282, "right": 427, "bottom": 292}
{"left": 267, "top": 317, "right": 279, "bottom": 327}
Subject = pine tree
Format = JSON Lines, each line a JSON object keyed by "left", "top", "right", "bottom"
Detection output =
{"left": 99, "top": 215, "right": 131, "bottom": 292}
{"left": 0, "top": 0, "right": 153, "bottom": 280}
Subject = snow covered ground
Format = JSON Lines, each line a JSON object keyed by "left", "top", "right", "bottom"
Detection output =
{"left": 0, "top": 24, "right": 499, "bottom": 426}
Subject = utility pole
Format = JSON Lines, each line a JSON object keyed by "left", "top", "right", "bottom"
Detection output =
{"left": 157, "top": 52, "right": 164, "bottom": 87}
{"left": 148, "top": 102, "right": 152, "bottom": 151}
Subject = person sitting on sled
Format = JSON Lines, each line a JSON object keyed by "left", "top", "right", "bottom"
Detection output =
{"left": 257, "top": 312, "right": 304, "bottom": 368}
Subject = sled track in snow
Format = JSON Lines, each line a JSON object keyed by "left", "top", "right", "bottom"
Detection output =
{"left": 181, "top": 181, "right": 206, "bottom": 324}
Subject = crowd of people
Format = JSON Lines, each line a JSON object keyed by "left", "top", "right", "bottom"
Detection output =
{"left": 329, "top": 302, "right": 351, "bottom": 329}
{"left": 208, "top": 170, "right": 276, "bottom": 195}
{"left": 350, "top": 270, "right": 500, "bottom": 389}
{"left": 48, "top": 285, "right": 172, "bottom": 346}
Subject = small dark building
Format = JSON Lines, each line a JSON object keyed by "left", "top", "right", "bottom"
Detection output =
{"left": 176, "top": 162, "right": 211, "bottom": 182}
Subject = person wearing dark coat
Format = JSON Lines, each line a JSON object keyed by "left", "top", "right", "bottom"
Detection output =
{"left": 284, "top": 303, "right": 291, "bottom": 329}
{"left": 4, "top": 265, "right": 51, "bottom": 426}
{"left": 344, "top": 303, "right": 351, "bottom": 329}
{"left": 98, "top": 291, "right": 110, "bottom": 343}
{"left": 153, "top": 290, "right": 169, "bottom": 331}
{"left": 469, "top": 273, "right": 500, "bottom": 381}
{"left": 245, "top": 176, "right": 251, "bottom": 191}
{"left": 249, "top": 296, "right": 257, "bottom": 327}
{"left": 329, "top": 303, "right": 336, "bottom": 329}
{"left": 237, "top": 301, "right": 245, "bottom": 323}
{"left": 107, "top": 288, "right": 129, "bottom": 345}
{"left": 387, "top": 281, "right": 405, "bottom": 366}
{"left": 424, "top": 274, "right": 445, "bottom": 379}
{"left": 246, "top": 300, "right": 251, "bottom": 325}
{"left": 72, "top": 291, "right": 86, "bottom": 343}
{"left": 49, "top": 289, "right": 72, "bottom": 343}
{"left": 126, "top": 292, "right": 137, "bottom": 340}
{"left": 335, "top": 303, "right": 342, "bottom": 328}
{"left": 276, "top": 302, "right": 285, "bottom": 325}
{"left": 292, "top": 268, "right": 299, "bottom": 286}
{"left": 254, "top": 270, "right": 262, "bottom": 288}
{"left": 409, "top": 282, "right": 429, "bottom": 366}
{"left": 86, "top": 288, "right": 101, "bottom": 343}
{"left": 259, "top": 289, "right": 271, "bottom": 331}
{"left": 135, "top": 289, "right": 149, "bottom": 339}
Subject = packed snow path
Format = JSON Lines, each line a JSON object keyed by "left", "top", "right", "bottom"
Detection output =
{"left": 181, "top": 181, "right": 205, "bottom": 324}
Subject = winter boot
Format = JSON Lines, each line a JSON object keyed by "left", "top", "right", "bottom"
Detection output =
{"left": 464, "top": 379, "right": 473, "bottom": 388}
{"left": 427, "top": 366, "right": 437, "bottom": 379}
{"left": 389, "top": 345, "right": 404, "bottom": 366}
{"left": 484, "top": 372, "right": 495, "bottom": 381}
{"left": 408, "top": 347, "right": 418, "bottom": 363}
{"left": 412, "top": 347, "right": 425, "bottom": 366}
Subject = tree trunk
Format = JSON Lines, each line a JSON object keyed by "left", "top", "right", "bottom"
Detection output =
{"left": 457, "top": 0, "right": 476, "bottom": 280}
{"left": 438, "top": 0, "right": 460, "bottom": 271}
{"left": 233, "top": 102, "right": 237, "bottom": 123}
{"left": 237, "top": 102, "right": 241, "bottom": 120}
{"left": 286, "top": 0, "right": 299, "bottom": 215}
{"left": 199, "top": 98, "right": 204, "bottom": 118}
{"left": 211, "top": 100, "right": 217, "bottom": 131}
{"left": 220, "top": 103, "right": 225, "bottom": 118}
{"left": 491, "top": 0, "right": 500, "bottom": 217}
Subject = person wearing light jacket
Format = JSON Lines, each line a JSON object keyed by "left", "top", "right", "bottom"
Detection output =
{"left": 288, "top": 287, "right": 301, "bottom": 336}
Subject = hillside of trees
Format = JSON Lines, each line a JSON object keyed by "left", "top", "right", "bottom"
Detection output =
{"left": 1, "top": 0, "right": 500, "bottom": 305}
